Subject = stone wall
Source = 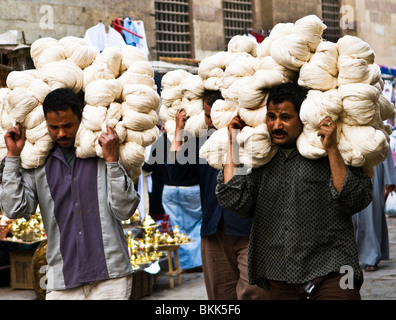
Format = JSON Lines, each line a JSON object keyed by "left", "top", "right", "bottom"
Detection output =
{"left": 0, "top": 0, "right": 395, "bottom": 67}
{"left": 0, "top": 0, "right": 157, "bottom": 59}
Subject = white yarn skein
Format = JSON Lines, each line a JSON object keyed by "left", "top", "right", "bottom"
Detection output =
{"left": 39, "top": 60, "right": 84, "bottom": 93}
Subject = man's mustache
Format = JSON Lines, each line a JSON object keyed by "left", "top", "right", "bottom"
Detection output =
{"left": 271, "top": 129, "right": 287, "bottom": 135}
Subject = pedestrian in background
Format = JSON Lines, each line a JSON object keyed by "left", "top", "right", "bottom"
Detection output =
{"left": 353, "top": 148, "right": 396, "bottom": 272}
{"left": 169, "top": 89, "right": 270, "bottom": 300}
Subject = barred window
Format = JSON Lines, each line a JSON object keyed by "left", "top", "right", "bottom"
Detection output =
{"left": 154, "top": 0, "right": 192, "bottom": 58}
{"left": 223, "top": 0, "right": 253, "bottom": 48}
{"left": 321, "top": 0, "right": 341, "bottom": 42}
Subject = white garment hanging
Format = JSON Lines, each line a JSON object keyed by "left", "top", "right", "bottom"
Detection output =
{"left": 132, "top": 20, "right": 149, "bottom": 57}
{"left": 84, "top": 22, "right": 127, "bottom": 52}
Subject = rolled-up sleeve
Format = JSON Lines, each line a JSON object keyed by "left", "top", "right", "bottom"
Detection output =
{"left": 330, "top": 166, "right": 373, "bottom": 216}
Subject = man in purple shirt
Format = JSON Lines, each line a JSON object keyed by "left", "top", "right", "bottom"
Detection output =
{"left": 1, "top": 88, "right": 140, "bottom": 299}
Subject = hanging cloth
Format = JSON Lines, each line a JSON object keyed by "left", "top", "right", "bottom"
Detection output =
{"left": 122, "top": 17, "right": 140, "bottom": 47}
{"left": 133, "top": 20, "right": 149, "bottom": 57}
{"left": 84, "top": 22, "right": 126, "bottom": 52}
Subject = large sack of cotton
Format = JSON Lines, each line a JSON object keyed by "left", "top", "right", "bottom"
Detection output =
{"left": 58, "top": 36, "right": 99, "bottom": 69}
{"left": 30, "top": 37, "right": 65, "bottom": 69}
{"left": 270, "top": 15, "right": 326, "bottom": 71}
{"left": 256, "top": 23, "right": 294, "bottom": 59}
{"left": 120, "top": 45, "right": 148, "bottom": 75}
{"left": 236, "top": 123, "right": 278, "bottom": 168}
{"left": 227, "top": 35, "right": 258, "bottom": 57}
{"left": 198, "top": 127, "right": 229, "bottom": 170}
{"left": 39, "top": 60, "right": 84, "bottom": 93}
{"left": 298, "top": 41, "right": 338, "bottom": 90}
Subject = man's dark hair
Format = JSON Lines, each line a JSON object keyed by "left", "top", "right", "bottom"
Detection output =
{"left": 202, "top": 89, "right": 224, "bottom": 107}
{"left": 267, "top": 82, "right": 307, "bottom": 113}
{"left": 43, "top": 88, "right": 83, "bottom": 119}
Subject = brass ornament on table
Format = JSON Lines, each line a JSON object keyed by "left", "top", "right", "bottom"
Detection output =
{"left": 0, "top": 213, "right": 12, "bottom": 240}
{"left": 11, "top": 206, "right": 46, "bottom": 242}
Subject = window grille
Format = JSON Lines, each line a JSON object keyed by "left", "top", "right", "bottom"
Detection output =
{"left": 154, "top": 0, "right": 192, "bottom": 58}
{"left": 223, "top": 0, "right": 253, "bottom": 48}
{"left": 321, "top": 0, "right": 341, "bottom": 42}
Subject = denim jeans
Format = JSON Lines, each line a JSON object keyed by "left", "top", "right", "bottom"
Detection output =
{"left": 162, "top": 185, "right": 202, "bottom": 269}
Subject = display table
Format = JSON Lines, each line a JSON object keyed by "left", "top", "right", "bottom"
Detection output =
{"left": 157, "top": 244, "right": 182, "bottom": 288}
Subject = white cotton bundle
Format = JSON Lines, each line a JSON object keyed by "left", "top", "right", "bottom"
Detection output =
{"left": 236, "top": 123, "right": 278, "bottom": 168}
{"left": 378, "top": 94, "right": 395, "bottom": 121}
{"left": 293, "top": 15, "right": 327, "bottom": 52}
{"left": 0, "top": 88, "right": 12, "bottom": 131}
{"left": 7, "top": 88, "right": 39, "bottom": 124}
{"left": 180, "top": 74, "right": 205, "bottom": 101}
{"left": 270, "top": 35, "right": 313, "bottom": 71}
{"left": 81, "top": 105, "right": 108, "bottom": 131}
{"left": 222, "top": 52, "right": 260, "bottom": 90}
{"left": 339, "top": 123, "right": 389, "bottom": 168}
{"left": 198, "top": 51, "right": 230, "bottom": 91}
{"left": 160, "top": 69, "right": 191, "bottom": 107}
{"left": 182, "top": 98, "right": 204, "bottom": 117}
{"left": 227, "top": 76, "right": 269, "bottom": 110}
{"left": 83, "top": 63, "right": 115, "bottom": 90}
{"left": 299, "top": 90, "right": 342, "bottom": 129}
{"left": 119, "top": 142, "right": 146, "bottom": 172}
{"left": 20, "top": 121, "right": 54, "bottom": 169}
{"left": 337, "top": 35, "right": 375, "bottom": 64}
{"left": 30, "top": 37, "right": 66, "bottom": 69}
{"left": 94, "top": 47, "right": 123, "bottom": 78}
{"left": 125, "top": 125, "right": 159, "bottom": 147}
{"left": 6, "top": 70, "right": 38, "bottom": 89}
{"left": 298, "top": 41, "right": 338, "bottom": 90}
{"left": 210, "top": 99, "right": 236, "bottom": 129}
{"left": 198, "top": 127, "right": 229, "bottom": 170}
{"left": 164, "top": 119, "right": 176, "bottom": 142}
{"left": 256, "top": 23, "right": 294, "bottom": 59}
{"left": 238, "top": 105, "right": 268, "bottom": 128}
{"left": 122, "top": 84, "right": 160, "bottom": 113}
{"left": 227, "top": 35, "right": 258, "bottom": 57}
{"left": 185, "top": 110, "right": 208, "bottom": 136}
{"left": 338, "top": 83, "right": 380, "bottom": 126}
{"left": 296, "top": 125, "right": 328, "bottom": 160}
{"left": 28, "top": 79, "right": 52, "bottom": 105}
{"left": 118, "top": 60, "right": 157, "bottom": 91}
{"left": 22, "top": 105, "right": 45, "bottom": 130}
{"left": 122, "top": 107, "right": 158, "bottom": 131}
{"left": 259, "top": 56, "right": 298, "bottom": 82}
{"left": 120, "top": 45, "right": 148, "bottom": 75}
{"left": 85, "top": 79, "right": 122, "bottom": 107}
{"left": 39, "top": 60, "right": 83, "bottom": 93}
{"left": 337, "top": 56, "right": 371, "bottom": 86}
{"left": 75, "top": 125, "right": 100, "bottom": 158}
{"left": 58, "top": 36, "right": 99, "bottom": 70}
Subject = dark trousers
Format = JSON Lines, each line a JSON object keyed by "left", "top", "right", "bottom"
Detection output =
{"left": 269, "top": 272, "right": 361, "bottom": 300}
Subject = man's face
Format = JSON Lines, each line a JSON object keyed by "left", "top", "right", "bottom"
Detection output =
{"left": 266, "top": 100, "right": 303, "bottom": 146}
{"left": 203, "top": 101, "right": 214, "bottom": 129}
{"left": 46, "top": 108, "right": 81, "bottom": 148}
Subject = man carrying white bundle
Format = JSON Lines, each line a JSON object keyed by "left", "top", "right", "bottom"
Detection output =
{"left": 216, "top": 82, "right": 373, "bottom": 300}
{"left": 169, "top": 89, "right": 270, "bottom": 300}
{"left": 0, "top": 88, "right": 140, "bottom": 300}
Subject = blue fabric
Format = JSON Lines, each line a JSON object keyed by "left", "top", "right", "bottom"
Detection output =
{"left": 162, "top": 185, "right": 202, "bottom": 269}
{"left": 122, "top": 18, "right": 140, "bottom": 46}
